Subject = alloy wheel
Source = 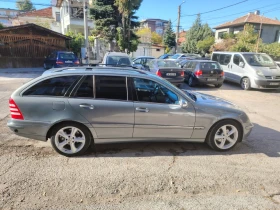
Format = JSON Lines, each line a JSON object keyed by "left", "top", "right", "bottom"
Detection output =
{"left": 214, "top": 124, "right": 239, "bottom": 150}
{"left": 54, "top": 126, "right": 86, "bottom": 155}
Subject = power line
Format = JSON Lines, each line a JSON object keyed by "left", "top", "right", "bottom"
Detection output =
{"left": 180, "top": 0, "right": 249, "bottom": 17}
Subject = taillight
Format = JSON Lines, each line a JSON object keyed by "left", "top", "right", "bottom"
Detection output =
{"left": 195, "top": 70, "right": 203, "bottom": 76}
{"left": 9, "top": 98, "right": 24, "bottom": 120}
{"left": 156, "top": 70, "right": 162, "bottom": 77}
{"left": 221, "top": 71, "right": 225, "bottom": 76}
{"left": 56, "top": 60, "right": 64, "bottom": 65}
{"left": 74, "top": 60, "right": 80, "bottom": 65}
{"left": 181, "top": 71, "right": 184, "bottom": 77}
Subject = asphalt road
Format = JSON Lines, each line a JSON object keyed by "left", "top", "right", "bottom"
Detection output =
{"left": 0, "top": 72, "right": 280, "bottom": 210}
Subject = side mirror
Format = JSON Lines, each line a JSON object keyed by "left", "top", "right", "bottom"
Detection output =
{"left": 239, "top": 62, "right": 245, "bottom": 68}
{"left": 179, "top": 100, "right": 188, "bottom": 108}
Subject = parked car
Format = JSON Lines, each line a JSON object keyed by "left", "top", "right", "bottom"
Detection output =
{"left": 177, "top": 57, "right": 196, "bottom": 67}
{"left": 168, "top": 53, "right": 187, "bottom": 62}
{"left": 8, "top": 66, "right": 253, "bottom": 156}
{"left": 212, "top": 52, "right": 280, "bottom": 90}
{"left": 158, "top": 54, "right": 174, "bottom": 59}
{"left": 132, "top": 56, "right": 155, "bottom": 70}
{"left": 101, "top": 52, "right": 132, "bottom": 66}
{"left": 183, "top": 60, "right": 225, "bottom": 88}
{"left": 147, "top": 59, "right": 185, "bottom": 86}
{"left": 276, "top": 61, "right": 280, "bottom": 67}
{"left": 43, "top": 51, "right": 80, "bottom": 69}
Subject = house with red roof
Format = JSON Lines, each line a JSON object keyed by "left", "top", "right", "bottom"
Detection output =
{"left": 214, "top": 10, "right": 280, "bottom": 44}
{"left": 12, "top": 7, "right": 61, "bottom": 33}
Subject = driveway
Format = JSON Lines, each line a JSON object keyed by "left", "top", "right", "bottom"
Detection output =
{"left": 0, "top": 73, "right": 280, "bottom": 210}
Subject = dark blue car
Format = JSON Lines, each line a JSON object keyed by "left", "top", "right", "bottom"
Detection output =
{"left": 43, "top": 51, "right": 80, "bottom": 69}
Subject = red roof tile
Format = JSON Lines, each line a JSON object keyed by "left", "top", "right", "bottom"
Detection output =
{"left": 19, "top": 7, "right": 52, "bottom": 18}
{"left": 214, "top": 13, "right": 280, "bottom": 29}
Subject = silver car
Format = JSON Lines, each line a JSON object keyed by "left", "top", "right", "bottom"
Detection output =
{"left": 8, "top": 67, "right": 253, "bottom": 156}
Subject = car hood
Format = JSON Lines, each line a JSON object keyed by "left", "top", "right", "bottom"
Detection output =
{"left": 253, "top": 66, "right": 280, "bottom": 76}
{"left": 184, "top": 90, "right": 239, "bottom": 109}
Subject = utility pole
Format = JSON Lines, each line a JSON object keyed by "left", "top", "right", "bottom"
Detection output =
{"left": 83, "top": 0, "right": 89, "bottom": 65}
{"left": 256, "top": 14, "right": 263, "bottom": 53}
{"left": 176, "top": 1, "right": 185, "bottom": 53}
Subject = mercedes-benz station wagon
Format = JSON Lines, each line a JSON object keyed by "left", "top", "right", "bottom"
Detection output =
{"left": 8, "top": 67, "right": 253, "bottom": 156}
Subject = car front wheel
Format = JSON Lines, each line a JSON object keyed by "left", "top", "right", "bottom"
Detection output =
{"left": 50, "top": 123, "right": 92, "bottom": 157}
{"left": 206, "top": 120, "right": 242, "bottom": 151}
{"left": 241, "top": 77, "right": 251, "bottom": 90}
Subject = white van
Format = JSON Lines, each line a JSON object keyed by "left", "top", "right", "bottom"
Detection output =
{"left": 212, "top": 52, "right": 280, "bottom": 90}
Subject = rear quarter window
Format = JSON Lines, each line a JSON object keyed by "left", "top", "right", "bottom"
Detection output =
{"left": 23, "top": 76, "right": 80, "bottom": 96}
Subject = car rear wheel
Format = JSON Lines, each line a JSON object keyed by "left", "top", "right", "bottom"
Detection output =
{"left": 241, "top": 77, "right": 251, "bottom": 90}
{"left": 50, "top": 123, "right": 92, "bottom": 157}
{"left": 188, "top": 76, "right": 195, "bottom": 87}
{"left": 215, "top": 84, "right": 222, "bottom": 88}
{"left": 206, "top": 120, "right": 242, "bottom": 151}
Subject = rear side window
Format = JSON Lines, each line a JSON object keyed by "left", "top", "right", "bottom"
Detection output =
{"left": 75, "top": 76, "right": 93, "bottom": 98}
{"left": 95, "top": 76, "right": 127, "bottom": 100}
{"left": 59, "top": 53, "right": 76, "bottom": 60}
{"left": 23, "top": 76, "right": 80, "bottom": 96}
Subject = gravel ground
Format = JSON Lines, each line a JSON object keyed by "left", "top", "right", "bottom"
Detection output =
{"left": 0, "top": 72, "right": 280, "bottom": 210}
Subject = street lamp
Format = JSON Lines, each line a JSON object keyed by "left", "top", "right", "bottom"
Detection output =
{"left": 176, "top": 0, "right": 186, "bottom": 53}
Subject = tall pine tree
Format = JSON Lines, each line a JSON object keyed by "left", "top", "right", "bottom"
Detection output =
{"left": 182, "top": 14, "right": 213, "bottom": 54}
{"left": 163, "top": 20, "right": 176, "bottom": 51}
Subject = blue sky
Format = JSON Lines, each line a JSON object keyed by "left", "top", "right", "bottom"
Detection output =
{"left": 2, "top": 0, "right": 280, "bottom": 30}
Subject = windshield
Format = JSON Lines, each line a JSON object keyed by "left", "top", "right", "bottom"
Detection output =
{"left": 157, "top": 60, "right": 178, "bottom": 68}
{"left": 171, "top": 54, "right": 181, "bottom": 59}
{"left": 243, "top": 54, "right": 276, "bottom": 67}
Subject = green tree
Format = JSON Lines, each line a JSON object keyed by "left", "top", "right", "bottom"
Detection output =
{"left": 16, "top": 0, "right": 35, "bottom": 11}
{"left": 197, "top": 36, "right": 215, "bottom": 54}
{"left": 260, "top": 42, "right": 280, "bottom": 59}
{"left": 182, "top": 14, "right": 213, "bottom": 54}
{"left": 230, "top": 24, "right": 259, "bottom": 52}
{"left": 65, "top": 31, "right": 84, "bottom": 56}
{"left": 163, "top": 20, "right": 176, "bottom": 51}
{"left": 0, "top": 23, "right": 4, "bottom": 29}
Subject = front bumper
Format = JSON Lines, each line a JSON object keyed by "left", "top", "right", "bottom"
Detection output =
{"left": 254, "top": 79, "right": 280, "bottom": 89}
{"left": 244, "top": 123, "right": 254, "bottom": 139}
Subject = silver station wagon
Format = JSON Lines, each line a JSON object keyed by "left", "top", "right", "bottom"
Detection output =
{"left": 8, "top": 67, "right": 253, "bottom": 156}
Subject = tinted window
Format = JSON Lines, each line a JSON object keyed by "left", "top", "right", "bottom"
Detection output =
{"left": 59, "top": 53, "right": 76, "bottom": 60}
{"left": 75, "top": 76, "right": 93, "bottom": 98}
{"left": 23, "top": 76, "right": 80, "bottom": 96}
{"left": 133, "top": 78, "right": 179, "bottom": 104}
{"left": 200, "top": 62, "right": 221, "bottom": 70}
{"left": 95, "top": 76, "right": 127, "bottom": 100}
{"left": 107, "top": 56, "right": 131, "bottom": 66}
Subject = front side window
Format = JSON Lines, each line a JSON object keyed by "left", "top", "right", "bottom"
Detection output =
{"left": 23, "top": 76, "right": 80, "bottom": 96}
{"left": 233, "top": 54, "right": 244, "bottom": 66}
{"left": 133, "top": 78, "right": 179, "bottom": 104}
{"left": 95, "top": 76, "right": 127, "bottom": 100}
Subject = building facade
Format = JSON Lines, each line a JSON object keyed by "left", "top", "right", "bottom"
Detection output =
{"left": 140, "top": 19, "right": 168, "bottom": 36}
{"left": 214, "top": 11, "right": 280, "bottom": 44}
{"left": 0, "top": 8, "right": 21, "bottom": 27}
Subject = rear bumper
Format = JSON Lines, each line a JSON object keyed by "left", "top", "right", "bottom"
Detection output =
{"left": 254, "top": 79, "right": 280, "bottom": 89}
{"left": 165, "top": 77, "right": 185, "bottom": 84}
{"left": 196, "top": 77, "right": 224, "bottom": 84}
{"left": 7, "top": 119, "right": 50, "bottom": 141}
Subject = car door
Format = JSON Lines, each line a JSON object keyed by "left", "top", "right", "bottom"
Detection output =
{"left": 231, "top": 54, "right": 245, "bottom": 83}
{"left": 131, "top": 77, "right": 195, "bottom": 139}
{"left": 68, "top": 75, "right": 134, "bottom": 139}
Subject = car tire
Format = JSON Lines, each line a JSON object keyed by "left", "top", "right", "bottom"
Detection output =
{"left": 188, "top": 76, "right": 195, "bottom": 87}
{"left": 50, "top": 122, "right": 92, "bottom": 157}
{"left": 206, "top": 120, "right": 242, "bottom": 151}
{"left": 240, "top": 77, "right": 251, "bottom": 90}
{"left": 215, "top": 84, "right": 222, "bottom": 88}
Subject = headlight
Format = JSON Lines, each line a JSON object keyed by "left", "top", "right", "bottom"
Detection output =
{"left": 256, "top": 70, "right": 264, "bottom": 78}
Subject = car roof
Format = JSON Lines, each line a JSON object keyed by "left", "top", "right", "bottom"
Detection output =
{"left": 106, "top": 52, "right": 129, "bottom": 56}
{"left": 42, "top": 66, "right": 150, "bottom": 77}
{"left": 212, "top": 51, "right": 266, "bottom": 55}
{"left": 134, "top": 56, "right": 155, "bottom": 59}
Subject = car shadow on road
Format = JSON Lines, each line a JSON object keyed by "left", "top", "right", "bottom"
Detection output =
{"left": 83, "top": 123, "right": 280, "bottom": 158}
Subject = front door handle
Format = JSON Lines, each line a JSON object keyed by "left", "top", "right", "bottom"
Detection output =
{"left": 135, "top": 107, "right": 149, "bottom": 112}
{"left": 79, "top": 104, "right": 94, "bottom": 109}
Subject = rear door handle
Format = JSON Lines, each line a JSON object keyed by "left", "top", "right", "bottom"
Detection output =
{"left": 79, "top": 104, "right": 94, "bottom": 109}
{"left": 135, "top": 107, "right": 149, "bottom": 112}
